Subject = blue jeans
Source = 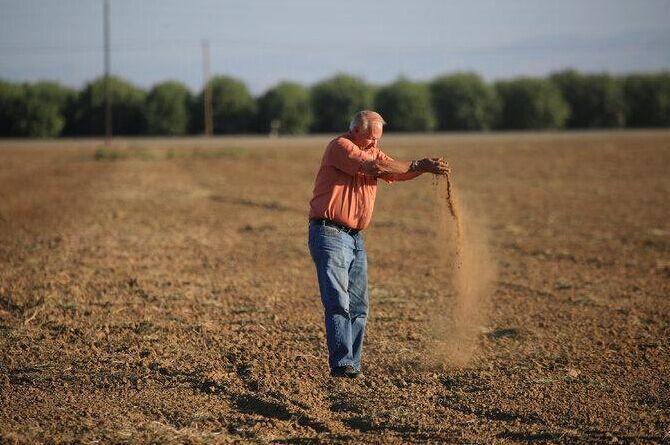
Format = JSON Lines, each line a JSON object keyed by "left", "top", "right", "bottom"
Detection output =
{"left": 308, "top": 221, "right": 369, "bottom": 372}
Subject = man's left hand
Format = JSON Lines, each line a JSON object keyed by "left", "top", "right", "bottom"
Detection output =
{"left": 418, "top": 157, "right": 451, "bottom": 176}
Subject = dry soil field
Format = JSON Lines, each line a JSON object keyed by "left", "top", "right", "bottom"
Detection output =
{"left": 1, "top": 131, "right": 669, "bottom": 444}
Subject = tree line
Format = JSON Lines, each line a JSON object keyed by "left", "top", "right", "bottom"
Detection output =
{"left": 1, "top": 70, "right": 669, "bottom": 137}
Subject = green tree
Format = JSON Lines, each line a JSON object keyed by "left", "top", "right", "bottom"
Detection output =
{"left": 550, "top": 70, "right": 625, "bottom": 128}
{"left": 495, "top": 78, "right": 569, "bottom": 129}
{"left": 623, "top": 72, "right": 670, "bottom": 127}
{"left": 310, "top": 74, "right": 374, "bottom": 133}
{"left": 374, "top": 78, "right": 436, "bottom": 132}
{"left": 69, "top": 75, "right": 147, "bottom": 135}
{"left": 0, "top": 80, "right": 25, "bottom": 136}
{"left": 25, "top": 81, "right": 76, "bottom": 137}
{"left": 145, "top": 80, "right": 192, "bottom": 135}
{"left": 430, "top": 72, "right": 499, "bottom": 131}
{"left": 257, "top": 81, "right": 312, "bottom": 134}
{"left": 0, "top": 80, "right": 74, "bottom": 137}
{"left": 192, "top": 75, "right": 256, "bottom": 134}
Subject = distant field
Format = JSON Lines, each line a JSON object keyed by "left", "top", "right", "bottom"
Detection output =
{"left": 1, "top": 131, "right": 669, "bottom": 443}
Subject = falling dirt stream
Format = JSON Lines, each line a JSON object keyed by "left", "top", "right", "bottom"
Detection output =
{"left": 431, "top": 175, "right": 497, "bottom": 367}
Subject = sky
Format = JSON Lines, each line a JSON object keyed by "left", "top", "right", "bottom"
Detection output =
{"left": 1, "top": 0, "right": 669, "bottom": 95}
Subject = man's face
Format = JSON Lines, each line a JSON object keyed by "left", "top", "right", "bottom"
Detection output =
{"left": 355, "top": 121, "right": 383, "bottom": 149}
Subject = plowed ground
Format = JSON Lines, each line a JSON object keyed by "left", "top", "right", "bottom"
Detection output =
{"left": 1, "top": 132, "right": 669, "bottom": 444}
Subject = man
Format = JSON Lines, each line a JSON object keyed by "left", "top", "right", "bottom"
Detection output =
{"left": 308, "top": 110, "right": 450, "bottom": 378}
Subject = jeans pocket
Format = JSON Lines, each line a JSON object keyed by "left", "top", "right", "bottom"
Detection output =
{"left": 321, "top": 225, "right": 341, "bottom": 237}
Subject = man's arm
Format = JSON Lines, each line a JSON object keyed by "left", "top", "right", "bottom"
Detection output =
{"left": 363, "top": 157, "right": 451, "bottom": 180}
{"left": 325, "top": 138, "right": 450, "bottom": 179}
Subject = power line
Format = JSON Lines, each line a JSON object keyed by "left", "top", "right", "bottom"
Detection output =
{"left": 1, "top": 36, "right": 668, "bottom": 57}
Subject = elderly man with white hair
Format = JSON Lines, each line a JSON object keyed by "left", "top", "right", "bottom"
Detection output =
{"left": 308, "top": 110, "right": 450, "bottom": 378}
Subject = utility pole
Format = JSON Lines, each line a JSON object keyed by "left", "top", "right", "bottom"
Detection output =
{"left": 202, "top": 39, "right": 213, "bottom": 136}
{"left": 103, "top": 0, "right": 112, "bottom": 146}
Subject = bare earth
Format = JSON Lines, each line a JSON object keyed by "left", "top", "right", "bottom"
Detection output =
{"left": 1, "top": 131, "right": 669, "bottom": 444}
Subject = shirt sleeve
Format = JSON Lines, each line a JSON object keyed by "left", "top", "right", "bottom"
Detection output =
{"left": 325, "top": 138, "right": 376, "bottom": 176}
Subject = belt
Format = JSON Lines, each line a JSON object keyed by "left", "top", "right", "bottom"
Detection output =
{"left": 309, "top": 218, "right": 360, "bottom": 235}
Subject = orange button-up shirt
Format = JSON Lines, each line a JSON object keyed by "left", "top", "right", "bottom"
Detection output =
{"left": 309, "top": 133, "right": 395, "bottom": 231}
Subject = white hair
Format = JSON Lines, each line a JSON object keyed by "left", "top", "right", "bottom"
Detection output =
{"left": 348, "top": 111, "right": 386, "bottom": 132}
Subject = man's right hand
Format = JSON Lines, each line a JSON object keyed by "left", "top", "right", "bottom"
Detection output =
{"left": 418, "top": 157, "right": 451, "bottom": 176}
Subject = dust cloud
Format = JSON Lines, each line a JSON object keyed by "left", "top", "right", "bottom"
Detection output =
{"left": 429, "top": 175, "right": 497, "bottom": 368}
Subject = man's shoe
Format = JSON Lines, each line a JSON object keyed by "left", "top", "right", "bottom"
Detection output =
{"left": 330, "top": 365, "right": 354, "bottom": 377}
{"left": 346, "top": 368, "right": 363, "bottom": 379}
{"left": 330, "top": 365, "right": 362, "bottom": 379}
